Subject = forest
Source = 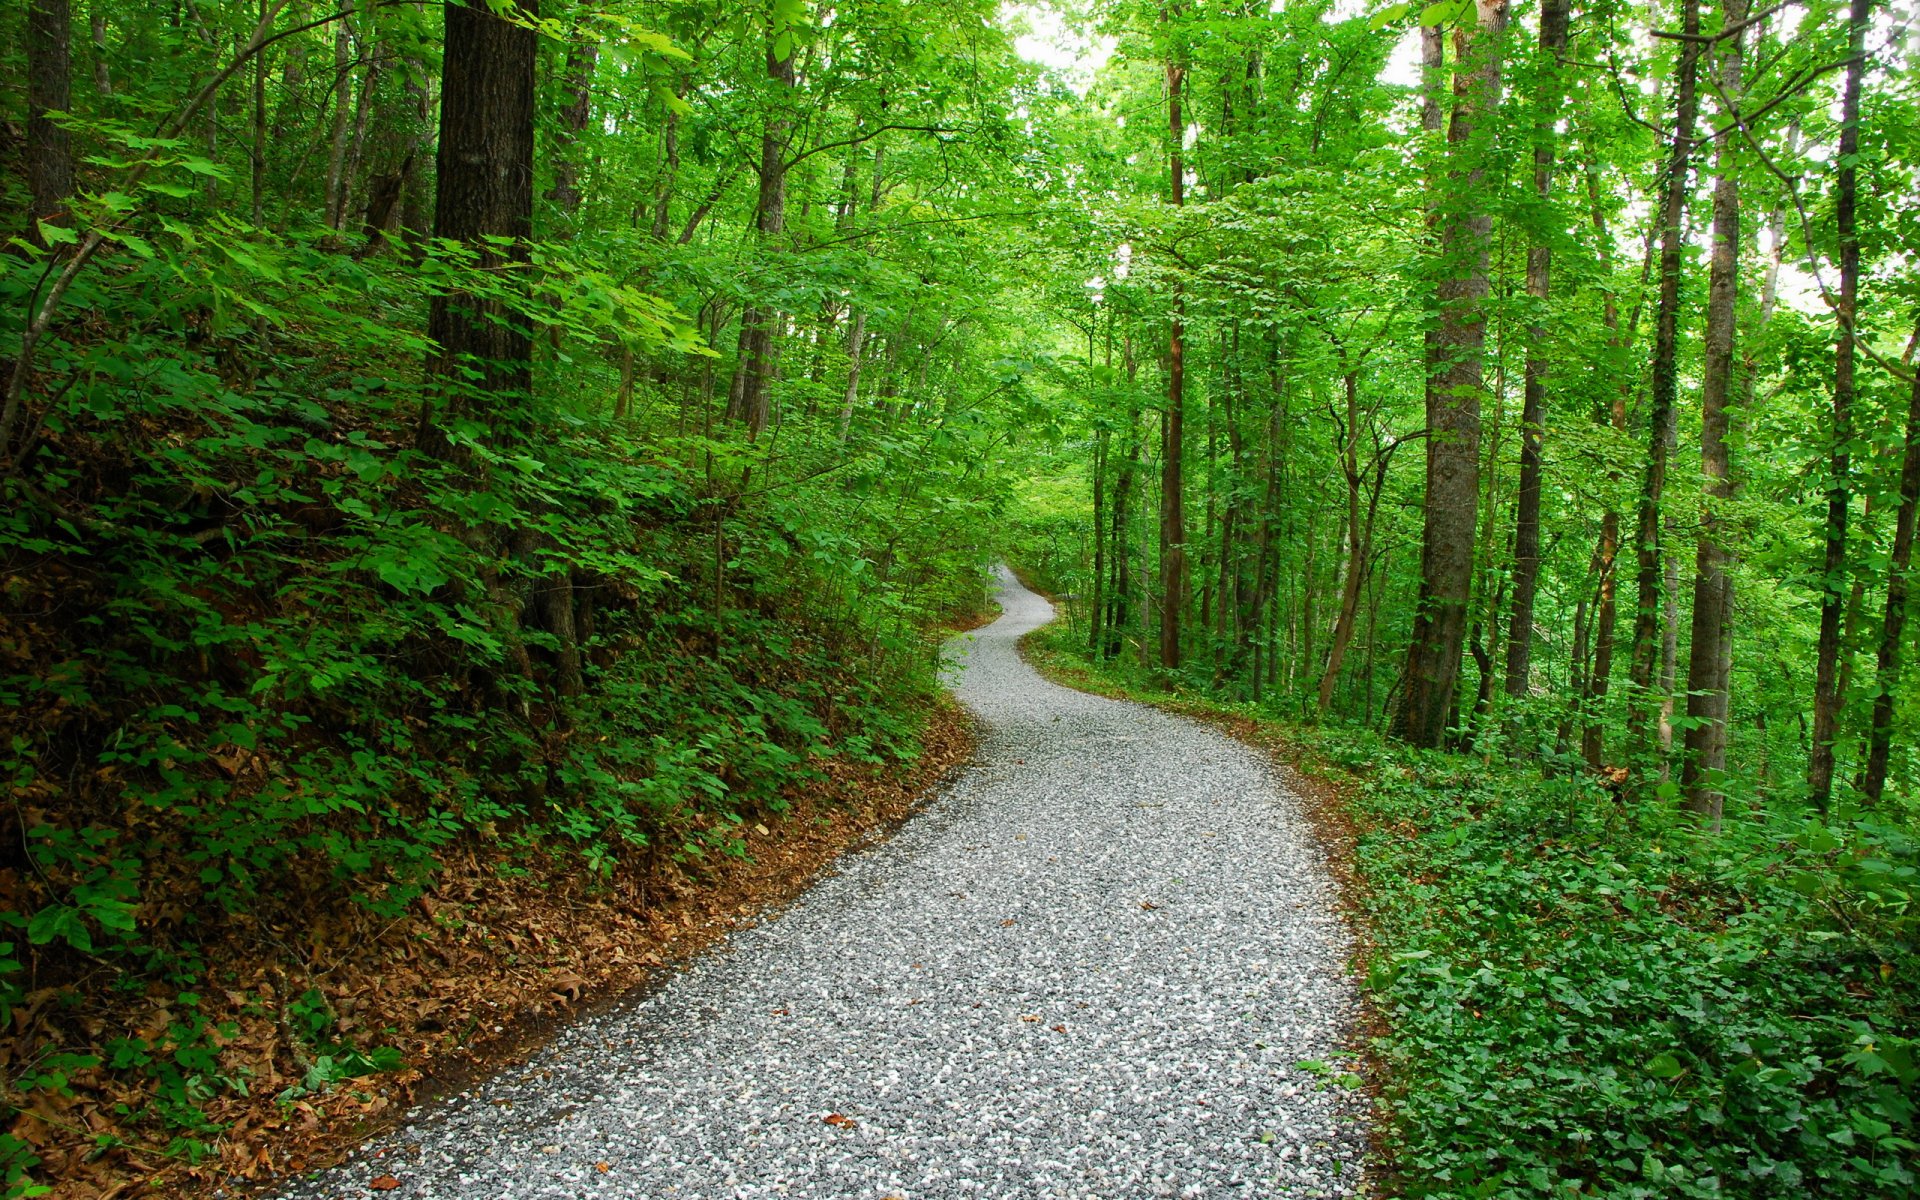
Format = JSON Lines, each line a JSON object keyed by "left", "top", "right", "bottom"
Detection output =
{"left": 0, "top": 0, "right": 1915, "bottom": 1195}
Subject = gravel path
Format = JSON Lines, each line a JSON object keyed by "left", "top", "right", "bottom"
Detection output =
{"left": 283, "top": 567, "right": 1366, "bottom": 1199}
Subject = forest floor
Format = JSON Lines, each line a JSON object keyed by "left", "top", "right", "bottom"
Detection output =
{"left": 43, "top": 702, "right": 975, "bottom": 1200}
{"left": 269, "top": 567, "right": 1368, "bottom": 1199}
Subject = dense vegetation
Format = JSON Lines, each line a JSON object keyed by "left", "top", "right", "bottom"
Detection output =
{"left": 2, "top": 0, "right": 1916, "bottom": 1194}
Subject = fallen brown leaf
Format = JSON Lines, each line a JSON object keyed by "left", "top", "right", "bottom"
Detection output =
{"left": 823, "top": 1113, "right": 857, "bottom": 1129}
{"left": 368, "top": 1175, "right": 402, "bottom": 1192}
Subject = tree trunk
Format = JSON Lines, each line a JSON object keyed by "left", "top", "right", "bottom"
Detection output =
{"left": 1503, "top": 0, "right": 1569, "bottom": 703}
{"left": 1680, "top": 0, "right": 1747, "bottom": 825}
{"left": 27, "top": 0, "right": 74, "bottom": 233}
{"left": 419, "top": 0, "right": 538, "bottom": 449}
{"left": 1320, "top": 369, "right": 1365, "bottom": 711}
{"left": 1395, "top": 0, "right": 1510, "bottom": 748}
{"left": 324, "top": 0, "right": 356, "bottom": 231}
{"left": 726, "top": 23, "right": 798, "bottom": 438}
{"left": 1808, "top": 0, "right": 1871, "bottom": 807}
{"left": 1628, "top": 0, "right": 1702, "bottom": 771}
{"left": 1160, "top": 54, "right": 1188, "bottom": 671}
{"left": 1862, "top": 317, "right": 1920, "bottom": 801}
{"left": 89, "top": 7, "right": 109, "bottom": 95}
{"left": 547, "top": 36, "right": 596, "bottom": 216}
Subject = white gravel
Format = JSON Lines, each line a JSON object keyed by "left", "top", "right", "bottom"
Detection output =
{"left": 280, "top": 566, "right": 1367, "bottom": 1199}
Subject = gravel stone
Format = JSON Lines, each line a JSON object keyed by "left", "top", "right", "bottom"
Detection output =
{"left": 280, "top": 567, "right": 1368, "bottom": 1199}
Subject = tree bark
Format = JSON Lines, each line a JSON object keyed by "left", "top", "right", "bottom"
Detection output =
{"left": 1808, "top": 0, "right": 1871, "bottom": 807}
{"left": 1395, "top": 0, "right": 1510, "bottom": 748}
{"left": 725, "top": 22, "right": 799, "bottom": 439}
{"left": 27, "top": 0, "right": 75, "bottom": 232}
{"left": 1680, "top": 0, "right": 1747, "bottom": 826}
{"left": 1628, "top": 0, "right": 1702, "bottom": 771}
{"left": 1862, "top": 318, "right": 1920, "bottom": 801}
{"left": 1503, "top": 0, "right": 1569, "bottom": 704}
{"left": 1160, "top": 53, "right": 1188, "bottom": 671}
{"left": 419, "top": 0, "right": 538, "bottom": 449}
{"left": 323, "top": 0, "right": 356, "bottom": 231}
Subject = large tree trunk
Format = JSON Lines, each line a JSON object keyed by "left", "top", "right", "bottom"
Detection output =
{"left": 1503, "top": 0, "right": 1569, "bottom": 705}
{"left": 726, "top": 24, "right": 799, "bottom": 439}
{"left": 27, "top": 0, "right": 74, "bottom": 233}
{"left": 1628, "top": 0, "right": 1702, "bottom": 771}
{"left": 1862, "top": 318, "right": 1920, "bottom": 801}
{"left": 1808, "top": 0, "right": 1871, "bottom": 807}
{"left": 1395, "top": 0, "right": 1510, "bottom": 748}
{"left": 419, "top": 0, "right": 538, "bottom": 448}
{"left": 1160, "top": 55, "right": 1188, "bottom": 671}
{"left": 1680, "top": 0, "right": 1747, "bottom": 826}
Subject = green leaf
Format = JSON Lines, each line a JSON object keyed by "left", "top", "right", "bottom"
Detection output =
{"left": 36, "top": 220, "right": 77, "bottom": 246}
{"left": 1646, "top": 1052, "right": 1686, "bottom": 1080}
{"left": 1370, "top": 2, "right": 1413, "bottom": 29}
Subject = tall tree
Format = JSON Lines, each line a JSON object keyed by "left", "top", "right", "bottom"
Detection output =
{"left": 27, "top": 0, "right": 74, "bottom": 234}
{"left": 726, "top": 3, "right": 802, "bottom": 439}
{"left": 1502, "top": 0, "right": 1570, "bottom": 707}
{"left": 1808, "top": 0, "right": 1872, "bottom": 806}
{"left": 1680, "top": 0, "right": 1748, "bottom": 826}
{"left": 1862, "top": 322, "right": 1920, "bottom": 801}
{"left": 418, "top": 0, "right": 538, "bottom": 450}
{"left": 1627, "top": 0, "right": 1703, "bottom": 769}
{"left": 1395, "top": 0, "right": 1511, "bottom": 748}
{"left": 1160, "top": 37, "right": 1188, "bottom": 670}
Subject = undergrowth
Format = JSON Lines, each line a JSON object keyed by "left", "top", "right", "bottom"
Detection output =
{"left": 1024, "top": 618, "right": 1919, "bottom": 1199}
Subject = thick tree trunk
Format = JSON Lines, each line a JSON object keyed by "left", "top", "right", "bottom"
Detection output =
{"left": 1503, "top": 0, "right": 1569, "bottom": 703}
{"left": 419, "top": 0, "right": 537, "bottom": 448}
{"left": 1808, "top": 0, "right": 1871, "bottom": 807}
{"left": 1862, "top": 319, "right": 1920, "bottom": 800}
{"left": 27, "top": 0, "right": 74, "bottom": 232}
{"left": 1680, "top": 0, "right": 1747, "bottom": 825}
{"left": 1396, "top": 0, "right": 1510, "bottom": 747}
{"left": 1628, "top": 0, "right": 1702, "bottom": 770}
{"left": 1160, "top": 56, "right": 1188, "bottom": 671}
{"left": 726, "top": 28, "right": 798, "bottom": 439}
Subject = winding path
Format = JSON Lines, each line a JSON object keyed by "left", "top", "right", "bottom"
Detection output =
{"left": 287, "top": 568, "right": 1365, "bottom": 1199}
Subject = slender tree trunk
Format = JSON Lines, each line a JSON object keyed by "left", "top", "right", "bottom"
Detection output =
{"left": 1863, "top": 319, "right": 1920, "bottom": 800}
{"left": 1091, "top": 422, "right": 1107, "bottom": 654}
{"left": 1680, "top": 0, "right": 1747, "bottom": 824}
{"left": 1809, "top": 0, "right": 1871, "bottom": 807}
{"left": 547, "top": 35, "right": 596, "bottom": 216}
{"left": 726, "top": 23, "right": 798, "bottom": 438}
{"left": 1320, "top": 369, "right": 1366, "bottom": 711}
{"left": 1503, "top": 0, "right": 1569, "bottom": 703}
{"left": 323, "top": 0, "right": 356, "bottom": 231}
{"left": 1396, "top": 0, "right": 1510, "bottom": 747}
{"left": 27, "top": 0, "right": 74, "bottom": 234}
{"left": 89, "top": 7, "right": 109, "bottom": 95}
{"left": 1629, "top": 0, "right": 1703, "bottom": 771}
{"left": 1160, "top": 53, "right": 1188, "bottom": 670}
{"left": 419, "top": 0, "right": 537, "bottom": 449}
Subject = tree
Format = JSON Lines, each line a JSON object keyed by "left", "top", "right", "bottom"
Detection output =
{"left": 1680, "top": 0, "right": 1749, "bottom": 827}
{"left": 27, "top": 0, "right": 74, "bottom": 233}
{"left": 419, "top": 0, "right": 539, "bottom": 449}
{"left": 1627, "top": 0, "right": 1703, "bottom": 771}
{"left": 1502, "top": 0, "right": 1569, "bottom": 710}
{"left": 1808, "top": 0, "right": 1873, "bottom": 807}
{"left": 1395, "top": 0, "right": 1510, "bottom": 748}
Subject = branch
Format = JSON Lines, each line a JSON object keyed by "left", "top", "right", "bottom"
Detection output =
{"left": 784, "top": 123, "right": 958, "bottom": 170}
{"left": 1651, "top": 0, "right": 1794, "bottom": 43}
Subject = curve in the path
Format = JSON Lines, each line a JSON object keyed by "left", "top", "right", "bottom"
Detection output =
{"left": 284, "top": 567, "right": 1365, "bottom": 1200}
